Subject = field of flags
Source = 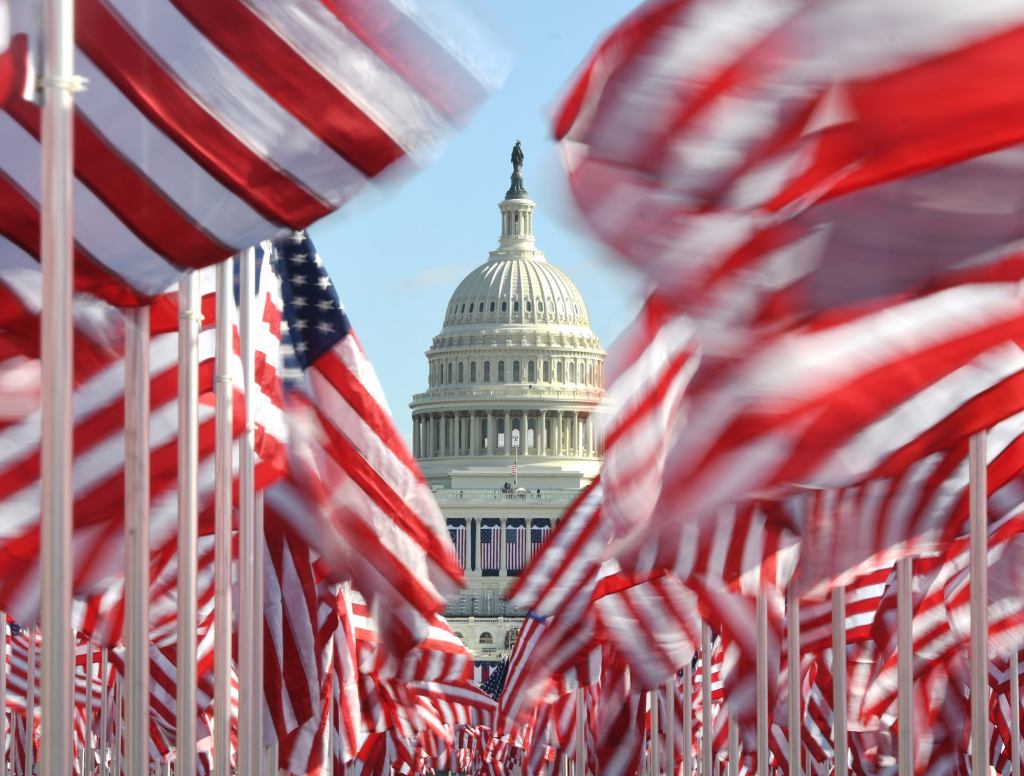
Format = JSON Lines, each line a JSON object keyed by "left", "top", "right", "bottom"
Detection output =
{"left": 4, "top": 0, "right": 1024, "bottom": 774}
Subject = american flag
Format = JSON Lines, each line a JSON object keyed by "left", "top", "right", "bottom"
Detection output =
{"left": 529, "top": 520, "right": 550, "bottom": 556}
{"left": 505, "top": 522, "right": 526, "bottom": 576}
{"left": 0, "top": 0, "right": 506, "bottom": 305}
{"left": 448, "top": 519, "right": 468, "bottom": 571}
{"left": 480, "top": 658, "right": 509, "bottom": 700}
{"left": 480, "top": 522, "right": 501, "bottom": 576}
{"left": 264, "top": 230, "right": 463, "bottom": 652}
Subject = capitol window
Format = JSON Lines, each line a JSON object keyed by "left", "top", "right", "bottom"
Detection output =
{"left": 447, "top": 363, "right": 453, "bottom": 383}
{"left": 490, "top": 302, "right": 496, "bottom": 312}
{"left": 513, "top": 300, "right": 520, "bottom": 313}
{"left": 502, "top": 301, "right": 508, "bottom": 312}
{"left": 512, "top": 361, "right": 521, "bottom": 382}
{"left": 470, "top": 362, "right": 477, "bottom": 382}
{"left": 528, "top": 361, "right": 536, "bottom": 382}
{"left": 461, "top": 304, "right": 465, "bottom": 313}
{"left": 469, "top": 303, "right": 474, "bottom": 313}
{"left": 484, "top": 361, "right": 491, "bottom": 382}
{"left": 498, "top": 361, "right": 506, "bottom": 382}
{"left": 526, "top": 300, "right": 532, "bottom": 312}
{"left": 543, "top": 361, "right": 550, "bottom": 382}
{"left": 538, "top": 301, "right": 544, "bottom": 312}
{"left": 568, "top": 362, "right": 576, "bottom": 382}
{"left": 458, "top": 362, "right": 464, "bottom": 383}
{"left": 556, "top": 361, "right": 563, "bottom": 382}
{"left": 479, "top": 632, "right": 493, "bottom": 645}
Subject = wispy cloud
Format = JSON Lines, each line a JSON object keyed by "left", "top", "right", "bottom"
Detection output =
{"left": 394, "top": 263, "right": 468, "bottom": 291}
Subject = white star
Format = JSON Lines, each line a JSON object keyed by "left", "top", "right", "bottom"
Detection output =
{"left": 317, "top": 275, "right": 332, "bottom": 290}
{"left": 290, "top": 231, "right": 305, "bottom": 244}
{"left": 288, "top": 251, "right": 308, "bottom": 263}
{"left": 293, "top": 319, "right": 308, "bottom": 331}
{"left": 293, "top": 296, "right": 308, "bottom": 308}
{"left": 316, "top": 321, "right": 334, "bottom": 334}
{"left": 291, "top": 275, "right": 307, "bottom": 287}
{"left": 295, "top": 341, "right": 308, "bottom": 353}
{"left": 316, "top": 300, "right": 333, "bottom": 311}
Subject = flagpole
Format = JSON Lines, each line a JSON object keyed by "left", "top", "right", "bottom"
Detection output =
{"left": 682, "top": 664, "right": 693, "bottom": 776}
{"left": 256, "top": 488, "right": 266, "bottom": 760}
{"left": 701, "top": 622, "right": 713, "bottom": 776}
{"left": 969, "top": 430, "right": 988, "bottom": 773}
{"left": 113, "top": 678, "right": 122, "bottom": 776}
{"left": 1011, "top": 647, "right": 1020, "bottom": 776}
{"left": 650, "top": 688, "right": 660, "bottom": 776}
{"left": 726, "top": 710, "right": 738, "bottom": 776}
{"left": 238, "top": 247, "right": 259, "bottom": 776}
{"left": 214, "top": 259, "right": 235, "bottom": 775}
{"left": 665, "top": 678, "right": 675, "bottom": 776}
{"left": 25, "top": 628, "right": 36, "bottom": 776}
{"left": 575, "top": 687, "right": 585, "bottom": 776}
{"left": 787, "top": 584, "right": 800, "bottom": 776}
{"left": 0, "top": 615, "right": 6, "bottom": 776}
{"left": 124, "top": 303, "right": 151, "bottom": 776}
{"left": 84, "top": 639, "right": 94, "bottom": 773}
{"left": 756, "top": 589, "right": 768, "bottom": 776}
{"left": 39, "top": 0, "right": 77, "bottom": 770}
{"left": 831, "top": 588, "right": 847, "bottom": 776}
{"left": 896, "top": 556, "right": 913, "bottom": 775}
{"left": 176, "top": 271, "right": 201, "bottom": 776}
{"left": 99, "top": 646, "right": 109, "bottom": 776}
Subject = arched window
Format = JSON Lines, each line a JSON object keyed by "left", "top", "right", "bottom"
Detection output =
{"left": 479, "top": 632, "right": 493, "bottom": 645}
{"left": 543, "top": 361, "right": 550, "bottom": 382}
{"left": 498, "top": 361, "right": 506, "bottom": 382}
{"left": 568, "top": 362, "right": 576, "bottom": 382}
{"left": 538, "top": 301, "right": 544, "bottom": 312}
{"left": 513, "top": 300, "right": 520, "bottom": 312}
{"left": 447, "top": 363, "right": 453, "bottom": 383}
{"left": 490, "top": 301, "right": 496, "bottom": 312}
{"left": 526, "top": 300, "right": 532, "bottom": 312}
{"left": 455, "top": 632, "right": 464, "bottom": 640}
{"left": 469, "top": 303, "right": 474, "bottom": 313}
{"left": 484, "top": 361, "right": 491, "bottom": 382}
{"left": 501, "top": 301, "right": 508, "bottom": 312}
{"left": 458, "top": 362, "right": 464, "bottom": 383}
{"left": 556, "top": 361, "right": 563, "bottom": 382}
{"left": 460, "top": 304, "right": 465, "bottom": 313}
{"left": 470, "top": 362, "right": 477, "bottom": 383}
{"left": 512, "top": 361, "right": 521, "bottom": 382}
{"left": 528, "top": 361, "right": 536, "bottom": 382}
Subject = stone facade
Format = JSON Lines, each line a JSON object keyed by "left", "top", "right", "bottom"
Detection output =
{"left": 410, "top": 151, "right": 607, "bottom": 665}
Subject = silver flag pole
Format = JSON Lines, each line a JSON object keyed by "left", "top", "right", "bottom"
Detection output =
{"left": 238, "top": 247, "right": 258, "bottom": 774}
{"left": 831, "top": 588, "right": 847, "bottom": 776}
{"left": 787, "top": 584, "right": 801, "bottom": 776}
{"left": 896, "top": 557, "right": 913, "bottom": 776}
{"left": 84, "top": 639, "right": 94, "bottom": 773}
{"left": 969, "top": 431, "right": 988, "bottom": 773}
{"left": 0, "top": 614, "right": 6, "bottom": 776}
{"left": 1011, "top": 646, "right": 1020, "bottom": 776}
{"left": 756, "top": 590, "right": 768, "bottom": 776}
{"left": 664, "top": 677, "right": 675, "bottom": 776}
{"left": 177, "top": 271, "right": 201, "bottom": 776}
{"left": 574, "top": 688, "right": 585, "bottom": 776}
{"left": 124, "top": 304, "right": 151, "bottom": 776}
{"left": 99, "top": 646, "right": 109, "bottom": 776}
{"left": 214, "top": 260, "right": 235, "bottom": 774}
{"left": 39, "top": 0, "right": 76, "bottom": 772}
{"left": 25, "top": 628, "right": 36, "bottom": 776}
{"left": 701, "top": 622, "right": 713, "bottom": 776}
{"left": 650, "top": 687, "right": 660, "bottom": 776}
{"left": 682, "top": 664, "right": 693, "bottom": 776}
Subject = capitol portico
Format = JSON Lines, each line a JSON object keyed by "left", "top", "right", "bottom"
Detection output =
{"left": 410, "top": 144, "right": 609, "bottom": 666}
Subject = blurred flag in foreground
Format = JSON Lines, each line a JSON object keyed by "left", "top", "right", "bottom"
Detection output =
{"left": 0, "top": 0, "right": 508, "bottom": 305}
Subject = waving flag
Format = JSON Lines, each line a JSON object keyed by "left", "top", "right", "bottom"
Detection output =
{"left": 0, "top": 0, "right": 507, "bottom": 305}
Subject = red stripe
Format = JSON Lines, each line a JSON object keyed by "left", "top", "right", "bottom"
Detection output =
{"left": 77, "top": 0, "right": 331, "bottom": 226}
{"left": 171, "top": 0, "right": 404, "bottom": 177}
{"left": 0, "top": 172, "right": 148, "bottom": 306}
{"left": 323, "top": 0, "right": 488, "bottom": 121}
{"left": 5, "top": 97, "right": 229, "bottom": 269}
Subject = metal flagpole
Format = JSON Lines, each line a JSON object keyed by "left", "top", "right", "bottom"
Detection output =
{"left": 84, "top": 639, "right": 94, "bottom": 773}
{"left": 255, "top": 489, "right": 265, "bottom": 763}
{"left": 727, "top": 711, "right": 738, "bottom": 776}
{"left": 682, "top": 665, "right": 693, "bottom": 776}
{"left": 0, "top": 615, "right": 6, "bottom": 776}
{"left": 177, "top": 270, "right": 201, "bottom": 776}
{"left": 125, "top": 304, "right": 151, "bottom": 776}
{"left": 100, "top": 647, "right": 109, "bottom": 776}
{"left": 25, "top": 628, "right": 36, "bottom": 776}
{"left": 969, "top": 431, "right": 988, "bottom": 774}
{"left": 701, "top": 623, "right": 713, "bottom": 776}
{"left": 239, "top": 247, "right": 258, "bottom": 775}
{"left": 896, "top": 557, "right": 913, "bottom": 776}
{"left": 113, "top": 678, "right": 122, "bottom": 776}
{"left": 575, "top": 687, "right": 585, "bottom": 776}
{"left": 787, "top": 584, "right": 801, "bottom": 776}
{"left": 39, "top": 0, "right": 77, "bottom": 771}
{"left": 1011, "top": 647, "right": 1020, "bottom": 776}
{"left": 214, "top": 260, "right": 235, "bottom": 775}
{"left": 831, "top": 588, "right": 847, "bottom": 776}
{"left": 665, "top": 677, "right": 675, "bottom": 776}
{"left": 650, "top": 688, "right": 660, "bottom": 776}
{"left": 756, "top": 590, "right": 768, "bottom": 776}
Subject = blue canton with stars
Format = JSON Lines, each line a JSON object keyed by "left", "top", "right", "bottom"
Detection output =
{"left": 271, "top": 230, "right": 351, "bottom": 372}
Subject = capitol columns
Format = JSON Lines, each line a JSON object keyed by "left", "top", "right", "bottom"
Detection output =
{"left": 488, "top": 412, "right": 497, "bottom": 455}
{"left": 554, "top": 410, "right": 562, "bottom": 456}
{"left": 426, "top": 414, "right": 434, "bottom": 458}
{"left": 504, "top": 411, "right": 511, "bottom": 453}
{"left": 587, "top": 414, "right": 595, "bottom": 457}
{"left": 540, "top": 410, "right": 547, "bottom": 456}
{"left": 470, "top": 411, "right": 479, "bottom": 455}
{"left": 522, "top": 410, "right": 529, "bottom": 456}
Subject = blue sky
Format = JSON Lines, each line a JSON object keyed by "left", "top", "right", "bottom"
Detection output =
{"left": 310, "top": 1, "right": 645, "bottom": 440}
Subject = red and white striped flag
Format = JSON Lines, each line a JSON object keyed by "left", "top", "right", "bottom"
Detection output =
{"left": 1, "top": 0, "right": 507, "bottom": 305}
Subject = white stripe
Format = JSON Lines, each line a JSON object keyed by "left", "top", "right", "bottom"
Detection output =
{"left": 0, "top": 114, "right": 181, "bottom": 295}
{"left": 243, "top": 0, "right": 451, "bottom": 162}
{"left": 74, "top": 54, "right": 281, "bottom": 247}
{"left": 105, "top": 0, "right": 366, "bottom": 205}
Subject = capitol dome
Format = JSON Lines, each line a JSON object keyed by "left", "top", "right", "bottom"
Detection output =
{"left": 410, "top": 144, "right": 609, "bottom": 487}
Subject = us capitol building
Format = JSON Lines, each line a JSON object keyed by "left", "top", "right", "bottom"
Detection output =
{"left": 410, "top": 144, "right": 609, "bottom": 673}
